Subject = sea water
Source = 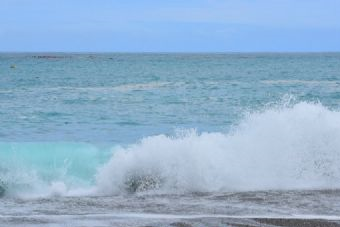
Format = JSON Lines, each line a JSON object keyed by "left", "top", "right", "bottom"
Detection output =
{"left": 1, "top": 53, "right": 340, "bottom": 226}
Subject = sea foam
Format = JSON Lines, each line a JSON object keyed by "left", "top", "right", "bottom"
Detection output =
{"left": 1, "top": 101, "right": 340, "bottom": 197}
{"left": 96, "top": 101, "right": 340, "bottom": 194}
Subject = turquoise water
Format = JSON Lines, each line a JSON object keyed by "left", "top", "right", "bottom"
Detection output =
{"left": 1, "top": 53, "right": 340, "bottom": 198}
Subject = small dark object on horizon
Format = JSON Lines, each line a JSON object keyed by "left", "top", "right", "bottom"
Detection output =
{"left": 32, "top": 55, "right": 65, "bottom": 59}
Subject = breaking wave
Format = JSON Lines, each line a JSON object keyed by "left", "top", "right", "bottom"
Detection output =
{"left": 2, "top": 101, "right": 340, "bottom": 197}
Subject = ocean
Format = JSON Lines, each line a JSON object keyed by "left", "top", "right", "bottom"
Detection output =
{"left": 1, "top": 53, "right": 340, "bottom": 226}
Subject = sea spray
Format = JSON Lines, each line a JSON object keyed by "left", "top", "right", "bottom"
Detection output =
{"left": 1, "top": 102, "right": 340, "bottom": 197}
{"left": 96, "top": 101, "right": 340, "bottom": 194}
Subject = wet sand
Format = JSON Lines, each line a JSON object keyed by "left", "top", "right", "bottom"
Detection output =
{"left": 1, "top": 214, "right": 340, "bottom": 227}
{"left": 253, "top": 218, "right": 340, "bottom": 227}
{"left": 141, "top": 218, "right": 340, "bottom": 227}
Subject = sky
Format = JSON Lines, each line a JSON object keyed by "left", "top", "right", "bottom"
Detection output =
{"left": 0, "top": 0, "right": 340, "bottom": 52}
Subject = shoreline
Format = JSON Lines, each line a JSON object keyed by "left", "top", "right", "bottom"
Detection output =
{"left": 1, "top": 214, "right": 340, "bottom": 227}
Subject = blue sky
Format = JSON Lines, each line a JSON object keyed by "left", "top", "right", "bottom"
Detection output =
{"left": 1, "top": 0, "right": 339, "bottom": 52}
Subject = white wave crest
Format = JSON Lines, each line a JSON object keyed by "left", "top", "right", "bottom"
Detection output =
{"left": 96, "top": 102, "right": 340, "bottom": 195}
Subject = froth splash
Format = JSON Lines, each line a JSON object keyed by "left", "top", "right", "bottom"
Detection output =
{"left": 97, "top": 101, "right": 340, "bottom": 194}
{"left": 2, "top": 101, "right": 340, "bottom": 198}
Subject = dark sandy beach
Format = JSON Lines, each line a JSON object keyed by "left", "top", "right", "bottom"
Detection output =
{"left": 253, "top": 218, "right": 340, "bottom": 227}
{"left": 138, "top": 217, "right": 340, "bottom": 227}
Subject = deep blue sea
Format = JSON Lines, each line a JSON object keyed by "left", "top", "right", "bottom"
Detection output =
{"left": 1, "top": 53, "right": 340, "bottom": 226}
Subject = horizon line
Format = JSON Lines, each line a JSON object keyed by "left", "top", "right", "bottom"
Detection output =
{"left": 1, "top": 51, "right": 340, "bottom": 54}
